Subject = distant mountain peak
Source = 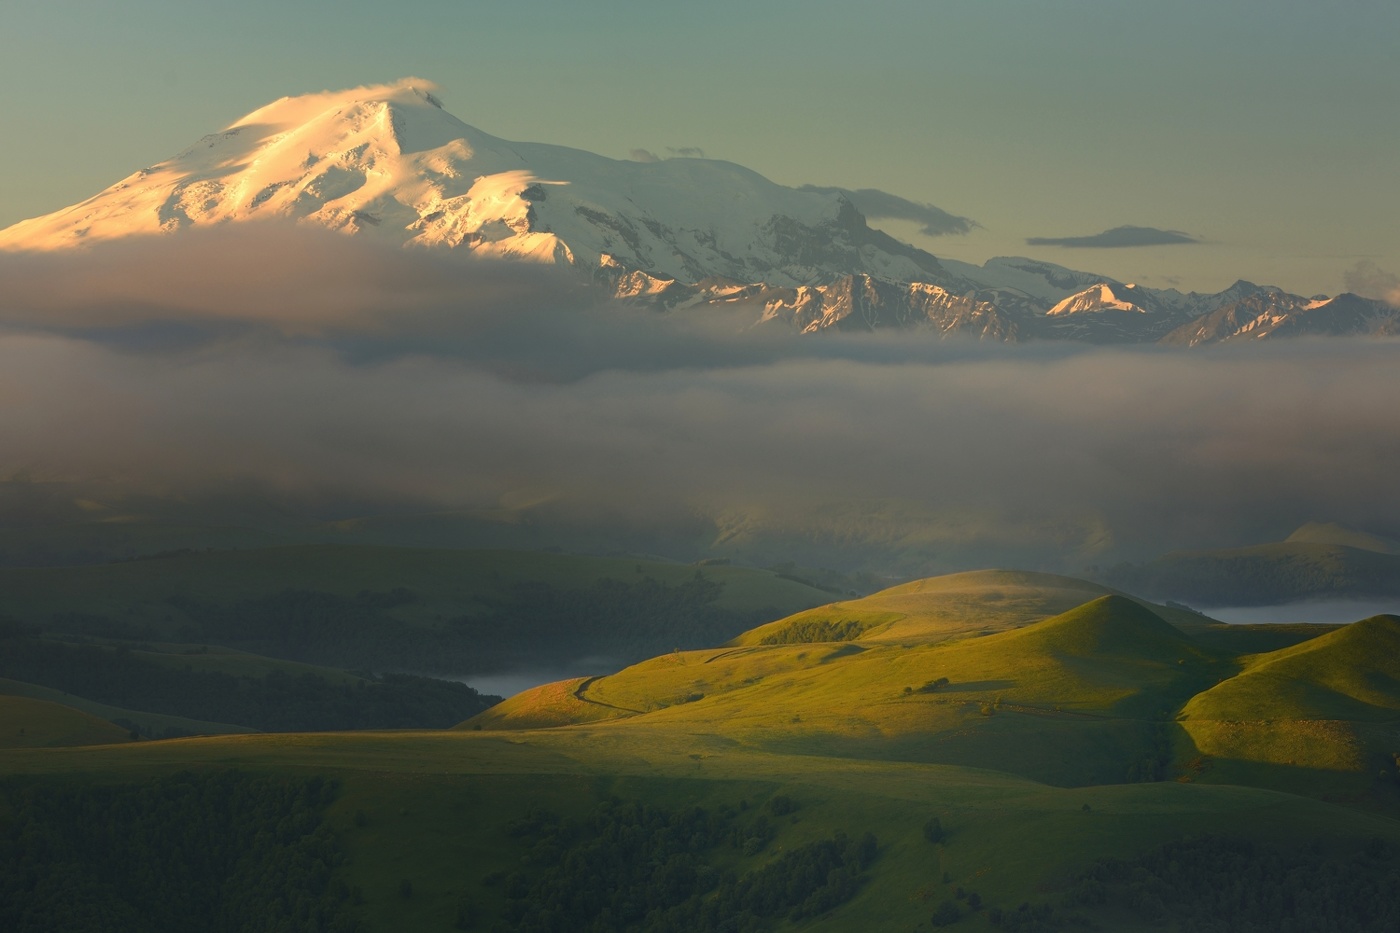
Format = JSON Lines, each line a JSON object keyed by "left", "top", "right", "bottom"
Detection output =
{"left": 1285, "top": 522, "right": 1400, "bottom": 555}
{"left": 3, "top": 80, "right": 1398, "bottom": 345}
{"left": 0, "top": 79, "right": 952, "bottom": 292}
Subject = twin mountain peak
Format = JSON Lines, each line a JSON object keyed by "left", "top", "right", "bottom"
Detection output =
{"left": 2, "top": 79, "right": 1394, "bottom": 345}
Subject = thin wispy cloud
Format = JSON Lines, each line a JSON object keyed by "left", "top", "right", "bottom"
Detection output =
{"left": 1027, "top": 225, "right": 1201, "bottom": 248}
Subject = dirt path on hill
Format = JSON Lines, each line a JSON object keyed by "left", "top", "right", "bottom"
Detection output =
{"left": 572, "top": 676, "right": 645, "bottom": 714}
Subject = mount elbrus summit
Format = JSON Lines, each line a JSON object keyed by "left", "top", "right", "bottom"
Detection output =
{"left": 2, "top": 79, "right": 1394, "bottom": 344}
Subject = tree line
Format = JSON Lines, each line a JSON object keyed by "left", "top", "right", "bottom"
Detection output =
{"left": 0, "top": 635, "right": 496, "bottom": 734}
{"left": 159, "top": 575, "right": 762, "bottom": 675}
{"left": 480, "top": 796, "right": 876, "bottom": 932}
{"left": 0, "top": 771, "right": 361, "bottom": 933}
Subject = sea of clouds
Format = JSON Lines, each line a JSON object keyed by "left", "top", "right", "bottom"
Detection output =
{"left": 3, "top": 225, "right": 1398, "bottom": 573}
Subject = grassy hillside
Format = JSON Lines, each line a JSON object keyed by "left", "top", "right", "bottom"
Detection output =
{"left": 0, "top": 634, "right": 497, "bottom": 735}
{"left": 1184, "top": 615, "right": 1400, "bottom": 723}
{"left": 6, "top": 572, "right": 1400, "bottom": 930}
{"left": 0, "top": 695, "right": 134, "bottom": 748}
{"left": 1105, "top": 535, "right": 1400, "bottom": 606}
{"left": 1286, "top": 521, "right": 1400, "bottom": 554}
{"left": 0, "top": 544, "right": 831, "bottom": 674}
{"left": 1176, "top": 615, "right": 1400, "bottom": 788}
{"left": 470, "top": 587, "right": 1400, "bottom": 803}
{"left": 0, "top": 677, "right": 254, "bottom": 740}
{"left": 473, "top": 596, "right": 1232, "bottom": 786}
{"left": 0, "top": 544, "right": 828, "bottom": 622}
{"left": 734, "top": 569, "right": 1212, "bottom": 648}
{"left": 2, "top": 728, "right": 1397, "bottom": 932}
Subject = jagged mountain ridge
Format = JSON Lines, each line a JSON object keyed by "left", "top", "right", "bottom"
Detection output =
{"left": 2, "top": 78, "right": 1396, "bottom": 345}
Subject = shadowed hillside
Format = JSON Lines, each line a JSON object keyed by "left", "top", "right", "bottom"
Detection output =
{"left": 1106, "top": 524, "right": 1400, "bottom": 605}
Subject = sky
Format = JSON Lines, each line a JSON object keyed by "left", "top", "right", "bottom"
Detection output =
{"left": 2, "top": 0, "right": 1398, "bottom": 297}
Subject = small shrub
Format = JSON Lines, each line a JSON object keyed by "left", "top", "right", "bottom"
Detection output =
{"left": 931, "top": 899, "right": 961, "bottom": 926}
{"left": 768, "top": 794, "right": 797, "bottom": 816}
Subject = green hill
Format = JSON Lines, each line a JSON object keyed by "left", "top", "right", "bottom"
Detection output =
{"left": 1286, "top": 521, "right": 1400, "bottom": 554}
{"left": 734, "top": 569, "right": 1211, "bottom": 648}
{"left": 471, "top": 594, "right": 1228, "bottom": 786}
{"left": 3, "top": 725, "right": 1398, "bottom": 933}
{"left": 1177, "top": 615, "right": 1400, "bottom": 782}
{"left": 0, "top": 635, "right": 497, "bottom": 736}
{"left": 0, "top": 694, "right": 134, "bottom": 748}
{"left": 1106, "top": 524, "right": 1400, "bottom": 605}
{"left": 0, "top": 544, "right": 831, "bottom": 675}
{"left": 1185, "top": 614, "right": 1400, "bottom": 723}
{"left": 1003, "top": 595, "right": 1199, "bottom": 662}
{"left": 7, "top": 571, "right": 1400, "bottom": 931}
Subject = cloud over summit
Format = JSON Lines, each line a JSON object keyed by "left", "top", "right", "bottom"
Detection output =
{"left": 799, "top": 186, "right": 976, "bottom": 237}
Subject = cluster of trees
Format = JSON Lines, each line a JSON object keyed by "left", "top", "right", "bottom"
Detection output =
{"left": 986, "top": 901, "right": 1077, "bottom": 931}
{"left": 985, "top": 834, "right": 1400, "bottom": 932}
{"left": 1064, "top": 834, "right": 1400, "bottom": 932}
{"left": 167, "top": 588, "right": 426, "bottom": 668}
{"left": 758, "top": 618, "right": 870, "bottom": 645}
{"left": 484, "top": 797, "right": 876, "bottom": 932}
{"left": 1123, "top": 723, "right": 1172, "bottom": 784}
{"left": 0, "top": 636, "right": 495, "bottom": 733}
{"left": 163, "top": 576, "right": 761, "bottom": 675}
{"left": 0, "top": 771, "right": 361, "bottom": 933}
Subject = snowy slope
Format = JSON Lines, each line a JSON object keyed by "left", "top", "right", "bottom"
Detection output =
{"left": 0, "top": 79, "right": 952, "bottom": 288}
{"left": 3, "top": 79, "right": 1395, "bottom": 344}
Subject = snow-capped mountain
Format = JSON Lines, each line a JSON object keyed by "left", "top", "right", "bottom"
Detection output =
{"left": 1160, "top": 291, "right": 1400, "bottom": 345}
{"left": 0, "top": 78, "right": 955, "bottom": 290}
{"left": 2, "top": 78, "right": 1395, "bottom": 345}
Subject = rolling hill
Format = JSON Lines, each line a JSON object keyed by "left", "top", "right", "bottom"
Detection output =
{"left": 1104, "top": 523, "right": 1400, "bottom": 606}
{"left": 468, "top": 576, "right": 1399, "bottom": 800}
{"left": 0, "top": 543, "right": 832, "bottom": 676}
{"left": 5, "top": 570, "right": 1400, "bottom": 931}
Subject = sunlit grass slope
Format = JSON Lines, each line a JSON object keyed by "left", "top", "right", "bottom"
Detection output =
{"left": 1185, "top": 614, "right": 1400, "bottom": 723}
{"left": 0, "top": 677, "right": 255, "bottom": 739}
{"left": 733, "top": 569, "right": 1212, "bottom": 647}
{"left": 473, "top": 596, "right": 1230, "bottom": 786}
{"left": 0, "top": 694, "right": 134, "bottom": 748}
{"left": 1178, "top": 614, "right": 1400, "bottom": 781}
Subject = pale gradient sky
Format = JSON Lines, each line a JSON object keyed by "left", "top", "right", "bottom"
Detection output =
{"left": 2, "top": 0, "right": 1396, "bottom": 296}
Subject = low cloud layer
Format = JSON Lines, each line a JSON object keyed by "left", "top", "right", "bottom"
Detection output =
{"left": 799, "top": 186, "right": 976, "bottom": 237}
{"left": 2, "top": 227, "right": 1398, "bottom": 573}
{"left": 1027, "top": 225, "right": 1201, "bottom": 248}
